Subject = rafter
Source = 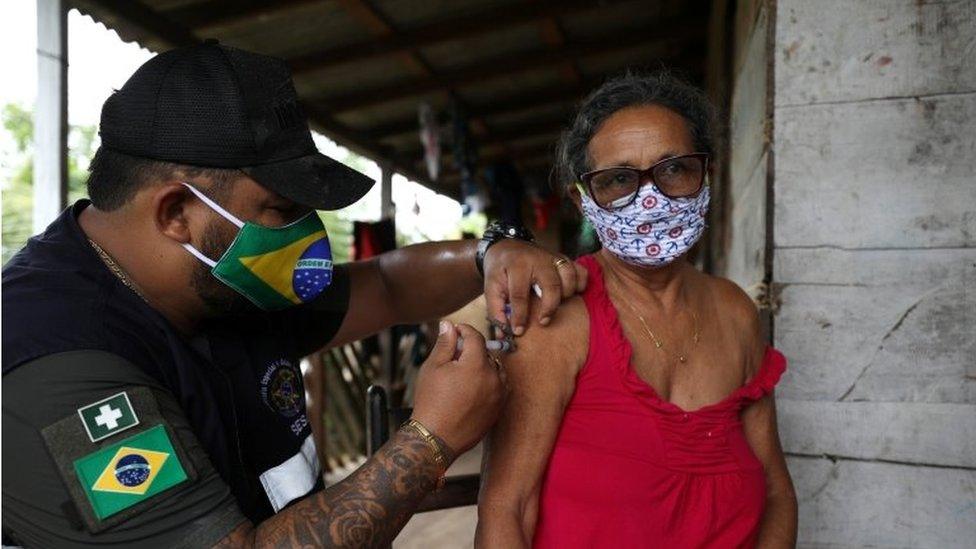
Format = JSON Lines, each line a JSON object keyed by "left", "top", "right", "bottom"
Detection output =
{"left": 364, "top": 82, "right": 597, "bottom": 141}
{"left": 75, "top": 0, "right": 197, "bottom": 47}
{"left": 333, "top": 0, "right": 434, "bottom": 77}
{"left": 331, "top": 0, "right": 491, "bottom": 141}
{"left": 161, "top": 0, "right": 322, "bottom": 31}
{"left": 286, "top": 0, "right": 635, "bottom": 75}
{"left": 534, "top": 3, "right": 582, "bottom": 85}
{"left": 314, "top": 23, "right": 702, "bottom": 114}
{"left": 401, "top": 117, "right": 565, "bottom": 164}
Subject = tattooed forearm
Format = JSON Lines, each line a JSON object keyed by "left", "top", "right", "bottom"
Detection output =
{"left": 212, "top": 428, "right": 451, "bottom": 548}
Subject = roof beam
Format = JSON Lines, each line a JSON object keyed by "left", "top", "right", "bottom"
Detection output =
{"left": 401, "top": 117, "right": 566, "bottom": 164}
{"left": 76, "top": 0, "right": 197, "bottom": 47}
{"left": 161, "top": 0, "right": 322, "bottom": 31}
{"left": 364, "top": 82, "right": 594, "bottom": 141}
{"left": 314, "top": 22, "right": 702, "bottom": 114}
{"left": 287, "top": 0, "right": 635, "bottom": 75}
{"left": 331, "top": 0, "right": 491, "bottom": 141}
{"left": 332, "top": 0, "right": 432, "bottom": 77}
{"left": 533, "top": 2, "right": 582, "bottom": 85}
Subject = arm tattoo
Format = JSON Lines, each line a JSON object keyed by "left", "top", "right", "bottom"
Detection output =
{"left": 212, "top": 428, "right": 450, "bottom": 548}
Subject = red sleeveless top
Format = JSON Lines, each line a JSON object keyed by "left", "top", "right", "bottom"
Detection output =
{"left": 532, "top": 255, "right": 787, "bottom": 548}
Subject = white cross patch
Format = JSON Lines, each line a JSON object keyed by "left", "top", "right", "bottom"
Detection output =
{"left": 77, "top": 391, "right": 139, "bottom": 443}
{"left": 94, "top": 404, "right": 123, "bottom": 430}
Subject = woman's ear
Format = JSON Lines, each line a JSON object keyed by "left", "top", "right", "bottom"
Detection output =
{"left": 152, "top": 183, "right": 196, "bottom": 244}
{"left": 567, "top": 183, "right": 583, "bottom": 213}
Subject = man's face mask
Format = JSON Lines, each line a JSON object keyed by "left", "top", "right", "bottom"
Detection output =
{"left": 181, "top": 183, "right": 333, "bottom": 311}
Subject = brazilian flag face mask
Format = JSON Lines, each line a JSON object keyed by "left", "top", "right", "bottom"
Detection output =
{"left": 181, "top": 183, "right": 333, "bottom": 311}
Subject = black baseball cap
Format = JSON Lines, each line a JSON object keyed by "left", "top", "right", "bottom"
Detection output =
{"left": 99, "top": 39, "right": 374, "bottom": 210}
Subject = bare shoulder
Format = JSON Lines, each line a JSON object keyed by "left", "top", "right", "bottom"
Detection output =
{"left": 501, "top": 294, "right": 589, "bottom": 388}
{"left": 699, "top": 273, "right": 765, "bottom": 370}
{"left": 701, "top": 274, "right": 760, "bottom": 327}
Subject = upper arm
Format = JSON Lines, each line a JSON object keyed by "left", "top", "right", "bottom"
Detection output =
{"left": 709, "top": 276, "right": 792, "bottom": 492}
{"left": 477, "top": 297, "right": 588, "bottom": 539}
{"left": 2, "top": 351, "right": 246, "bottom": 548}
{"left": 321, "top": 258, "right": 397, "bottom": 348}
{"left": 741, "top": 395, "right": 795, "bottom": 508}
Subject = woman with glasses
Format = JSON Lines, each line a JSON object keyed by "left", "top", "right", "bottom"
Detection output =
{"left": 476, "top": 73, "right": 797, "bottom": 548}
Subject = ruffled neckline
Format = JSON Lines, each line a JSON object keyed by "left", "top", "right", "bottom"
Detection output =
{"left": 578, "top": 254, "right": 786, "bottom": 416}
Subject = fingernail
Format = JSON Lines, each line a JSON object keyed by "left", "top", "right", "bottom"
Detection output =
{"left": 540, "top": 317, "right": 551, "bottom": 326}
{"left": 514, "top": 326, "right": 525, "bottom": 336}
{"left": 532, "top": 284, "right": 543, "bottom": 298}
{"left": 439, "top": 320, "right": 450, "bottom": 334}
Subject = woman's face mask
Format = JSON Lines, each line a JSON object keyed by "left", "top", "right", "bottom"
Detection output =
{"left": 181, "top": 183, "right": 333, "bottom": 311}
{"left": 578, "top": 179, "right": 709, "bottom": 268}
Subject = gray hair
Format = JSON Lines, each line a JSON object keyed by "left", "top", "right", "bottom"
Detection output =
{"left": 555, "top": 71, "right": 717, "bottom": 186}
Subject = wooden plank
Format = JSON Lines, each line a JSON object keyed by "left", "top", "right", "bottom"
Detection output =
{"left": 778, "top": 400, "right": 976, "bottom": 468}
{"left": 775, "top": 0, "right": 976, "bottom": 106}
{"left": 728, "top": 0, "right": 770, "bottom": 199}
{"left": 787, "top": 456, "right": 976, "bottom": 548}
{"left": 775, "top": 247, "right": 976, "bottom": 287}
{"left": 161, "top": 0, "right": 321, "bottom": 30}
{"left": 773, "top": 93, "right": 976, "bottom": 249}
{"left": 772, "top": 249, "right": 976, "bottom": 403}
{"left": 726, "top": 150, "right": 768, "bottom": 290}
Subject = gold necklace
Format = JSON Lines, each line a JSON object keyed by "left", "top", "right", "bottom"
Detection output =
{"left": 619, "top": 295, "right": 700, "bottom": 364}
{"left": 88, "top": 239, "right": 150, "bottom": 304}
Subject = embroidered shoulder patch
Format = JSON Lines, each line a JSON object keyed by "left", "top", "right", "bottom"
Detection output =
{"left": 41, "top": 386, "right": 198, "bottom": 533}
{"left": 77, "top": 391, "right": 139, "bottom": 442}
{"left": 74, "top": 425, "right": 188, "bottom": 520}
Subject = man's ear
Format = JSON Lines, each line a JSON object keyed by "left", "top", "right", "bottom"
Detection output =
{"left": 152, "top": 183, "right": 197, "bottom": 244}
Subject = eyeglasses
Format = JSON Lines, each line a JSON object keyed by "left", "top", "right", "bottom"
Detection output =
{"left": 579, "top": 153, "right": 709, "bottom": 210}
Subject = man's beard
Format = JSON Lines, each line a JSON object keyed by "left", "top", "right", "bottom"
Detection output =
{"left": 189, "top": 220, "right": 259, "bottom": 316}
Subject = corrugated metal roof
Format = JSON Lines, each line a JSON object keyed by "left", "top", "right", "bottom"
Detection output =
{"left": 68, "top": 0, "right": 709, "bottom": 196}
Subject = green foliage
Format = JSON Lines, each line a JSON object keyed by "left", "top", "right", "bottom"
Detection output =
{"left": 319, "top": 210, "right": 353, "bottom": 265}
{"left": 1, "top": 103, "right": 95, "bottom": 264}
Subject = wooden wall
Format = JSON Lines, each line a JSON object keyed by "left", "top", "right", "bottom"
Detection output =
{"left": 721, "top": 0, "right": 773, "bottom": 297}
{"left": 772, "top": 0, "right": 976, "bottom": 546}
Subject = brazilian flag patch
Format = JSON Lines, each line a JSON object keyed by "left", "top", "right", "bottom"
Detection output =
{"left": 73, "top": 425, "right": 188, "bottom": 520}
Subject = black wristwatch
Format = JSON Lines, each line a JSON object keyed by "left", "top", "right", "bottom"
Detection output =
{"left": 475, "top": 220, "right": 535, "bottom": 277}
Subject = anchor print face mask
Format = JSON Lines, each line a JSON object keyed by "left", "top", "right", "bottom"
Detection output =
{"left": 578, "top": 180, "right": 709, "bottom": 268}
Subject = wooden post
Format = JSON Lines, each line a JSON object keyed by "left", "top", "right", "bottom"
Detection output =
{"left": 378, "top": 164, "right": 397, "bottom": 394}
{"left": 34, "top": 0, "right": 68, "bottom": 234}
{"left": 380, "top": 164, "right": 395, "bottom": 221}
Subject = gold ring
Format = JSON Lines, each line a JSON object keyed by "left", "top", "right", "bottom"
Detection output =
{"left": 553, "top": 257, "right": 570, "bottom": 269}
